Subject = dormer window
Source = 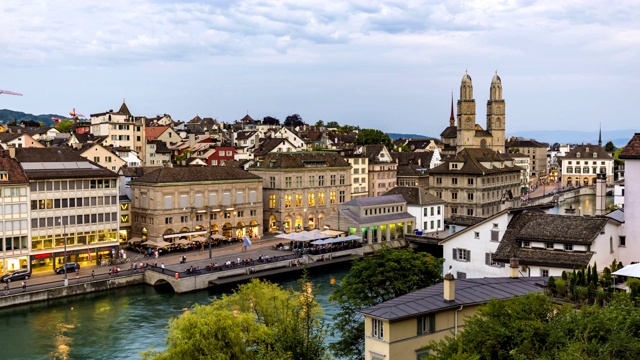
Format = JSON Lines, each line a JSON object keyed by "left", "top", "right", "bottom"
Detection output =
{"left": 576, "top": 152, "right": 581, "bottom": 158}
{"left": 0, "top": 171, "right": 7, "bottom": 181}
{"left": 593, "top": 152, "right": 597, "bottom": 158}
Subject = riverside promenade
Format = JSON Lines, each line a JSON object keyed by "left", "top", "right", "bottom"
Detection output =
{"left": 0, "top": 234, "right": 371, "bottom": 308}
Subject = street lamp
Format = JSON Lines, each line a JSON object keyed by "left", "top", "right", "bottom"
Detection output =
{"left": 207, "top": 206, "right": 213, "bottom": 259}
{"left": 57, "top": 219, "right": 68, "bottom": 287}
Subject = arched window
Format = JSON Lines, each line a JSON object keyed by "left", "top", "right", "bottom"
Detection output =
{"left": 576, "top": 152, "right": 581, "bottom": 158}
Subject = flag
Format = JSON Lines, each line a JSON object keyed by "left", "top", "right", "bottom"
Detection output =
{"left": 243, "top": 236, "right": 252, "bottom": 248}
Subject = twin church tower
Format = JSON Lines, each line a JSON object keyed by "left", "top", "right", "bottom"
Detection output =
{"left": 441, "top": 70, "right": 506, "bottom": 155}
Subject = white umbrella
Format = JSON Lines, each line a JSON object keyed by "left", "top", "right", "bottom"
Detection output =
{"left": 142, "top": 239, "right": 172, "bottom": 248}
{"left": 174, "top": 238, "right": 191, "bottom": 245}
{"left": 127, "top": 237, "right": 142, "bottom": 243}
{"left": 192, "top": 236, "right": 207, "bottom": 242}
{"left": 210, "top": 234, "right": 224, "bottom": 240}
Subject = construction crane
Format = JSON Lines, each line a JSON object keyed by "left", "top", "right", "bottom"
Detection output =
{"left": 0, "top": 89, "right": 23, "bottom": 96}
{"left": 69, "top": 108, "right": 84, "bottom": 118}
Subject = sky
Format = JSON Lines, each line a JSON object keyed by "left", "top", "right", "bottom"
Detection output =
{"left": 0, "top": 0, "right": 639, "bottom": 138}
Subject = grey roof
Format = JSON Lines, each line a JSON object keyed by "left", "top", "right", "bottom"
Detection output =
{"left": 427, "top": 148, "right": 520, "bottom": 176}
{"left": 340, "top": 209, "right": 414, "bottom": 225}
{"left": 251, "top": 152, "right": 350, "bottom": 169}
{"left": 561, "top": 144, "right": 612, "bottom": 160}
{"left": 14, "top": 147, "right": 117, "bottom": 179}
{"left": 505, "top": 139, "right": 548, "bottom": 148}
{"left": 445, "top": 215, "right": 485, "bottom": 227}
{"left": 132, "top": 166, "right": 262, "bottom": 184}
{"left": 361, "top": 277, "right": 545, "bottom": 322}
{"left": 383, "top": 187, "right": 445, "bottom": 206}
{"left": 342, "top": 194, "right": 405, "bottom": 207}
{"left": 607, "top": 208, "right": 624, "bottom": 223}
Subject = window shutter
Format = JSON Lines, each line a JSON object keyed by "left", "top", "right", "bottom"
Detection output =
{"left": 452, "top": 248, "right": 457, "bottom": 260}
{"left": 180, "top": 195, "right": 187, "bottom": 209}
{"left": 417, "top": 317, "right": 422, "bottom": 335}
{"left": 250, "top": 191, "right": 257, "bottom": 203}
{"left": 429, "top": 314, "right": 436, "bottom": 333}
{"left": 195, "top": 194, "right": 203, "bottom": 208}
{"left": 466, "top": 250, "right": 471, "bottom": 262}
{"left": 485, "top": 252, "right": 491, "bottom": 265}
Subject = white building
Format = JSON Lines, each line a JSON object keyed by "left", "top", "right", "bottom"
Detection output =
{"left": 383, "top": 187, "right": 445, "bottom": 234}
{"left": 0, "top": 150, "right": 30, "bottom": 275}
{"left": 618, "top": 133, "right": 640, "bottom": 264}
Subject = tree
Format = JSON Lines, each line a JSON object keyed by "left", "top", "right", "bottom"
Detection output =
{"left": 354, "top": 128, "right": 392, "bottom": 149}
{"left": 284, "top": 114, "right": 305, "bottom": 127}
{"left": 314, "top": 120, "right": 325, "bottom": 128}
{"left": 142, "top": 277, "right": 329, "bottom": 360}
{"left": 55, "top": 119, "right": 74, "bottom": 133}
{"left": 508, "top": 147, "right": 521, "bottom": 153}
{"left": 21, "top": 119, "right": 41, "bottom": 127}
{"left": 329, "top": 247, "right": 443, "bottom": 360}
{"left": 425, "top": 293, "right": 640, "bottom": 360}
{"left": 326, "top": 121, "right": 339, "bottom": 128}
{"left": 262, "top": 116, "right": 280, "bottom": 125}
{"left": 604, "top": 141, "right": 616, "bottom": 152}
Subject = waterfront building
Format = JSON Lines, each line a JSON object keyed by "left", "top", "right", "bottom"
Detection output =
{"left": 361, "top": 275, "right": 543, "bottom": 360}
{"left": 90, "top": 102, "right": 147, "bottom": 161}
{"left": 15, "top": 147, "right": 120, "bottom": 271}
{"left": 558, "top": 144, "right": 614, "bottom": 186}
{"left": 383, "top": 187, "right": 445, "bottom": 234}
{"left": 249, "top": 152, "right": 351, "bottom": 233}
{"left": 344, "top": 154, "right": 369, "bottom": 199}
{"left": 130, "top": 166, "right": 263, "bottom": 242}
{"left": 0, "top": 149, "right": 30, "bottom": 274}
{"left": 618, "top": 133, "right": 640, "bottom": 264}
{"left": 328, "top": 194, "right": 414, "bottom": 244}
{"left": 509, "top": 153, "right": 530, "bottom": 187}
{"left": 426, "top": 148, "right": 522, "bottom": 218}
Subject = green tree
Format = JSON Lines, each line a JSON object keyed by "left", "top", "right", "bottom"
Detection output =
{"left": 508, "top": 147, "right": 521, "bottom": 153}
{"left": 426, "top": 293, "right": 640, "bottom": 360}
{"left": 284, "top": 114, "right": 305, "bottom": 127}
{"left": 142, "top": 278, "right": 328, "bottom": 360}
{"left": 314, "top": 120, "right": 325, "bottom": 128}
{"left": 55, "top": 119, "right": 74, "bottom": 133}
{"left": 326, "top": 121, "right": 339, "bottom": 128}
{"left": 329, "top": 247, "right": 443, "bottom": 360}
{"left": 604, "top": 141, "right": 616, "bottom": 152}
{"left": 262, "top": 116, "right": 280, "bottom": 125}
{"left": 354, "top": 128, "right": 392, "bottom": 148}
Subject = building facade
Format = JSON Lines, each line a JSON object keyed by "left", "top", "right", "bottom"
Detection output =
{"left": 505, "top": 138, "right": 549, "bottom": 183}
{"left": 558, "top": 144, "right": 614, "bottom": 186}
{"left": 345, "top": 155, "right": 369, "bottom": 198}
{"left": 249, "top": 152, "right": 352, "bottom": 234}
{"left": 130, "top": 167, "right": 263, "bottom": 242}
{"left": 0, "top": 150, "right": 30, "bottom": 275}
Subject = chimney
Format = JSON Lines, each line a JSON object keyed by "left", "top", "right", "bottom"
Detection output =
{"left": 509, "top": 258, "right": 520, "bottom": 279}
{"left": 595, "top": 172, "right": 606, "bottom": 216}
{"left": 8, "top": 147, "right": 15, "bottom": 159}
{"left": 188, "top": 133, "right": 195, "bottom": 148}
{"left": 443, "top": 272, "right": 455, "bottom": 301}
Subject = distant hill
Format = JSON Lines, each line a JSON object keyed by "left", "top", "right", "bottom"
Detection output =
{"left": 0, "top": 109, "right": 65, "bottom": 127}
{"left": 387, "top": 133, "right": 437, "bottom": 140}
{"left": 509, "top": 129, "right": 638, "bottom": 148}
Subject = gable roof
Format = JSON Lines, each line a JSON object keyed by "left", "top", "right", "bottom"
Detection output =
{"left": 132, "top": 166, "right": 262, "bottom": 184}
{"left": 493, "top": 212, "right": 609, "bottom": 267}
{"left": 361, "top": 276, "right": 545, "bottom": 322}
{"left": 0, "top": 151, "right": 29, "bottom": 184}
{"left": 383, "top": 187, "right": 445, "bottom": 206}
{"left": 253, "top": 138, "right": 287, "bottom": 157}
{"left": 342, "top": 194, "right": 406, "bottom": 207}
{"left": 427, "top": 148, "right": 519, "bottom": 175}
{"left": 440, "top": 125, "right": 457, "bottom": 138}
{"left": 251, "top": 152, "right": 350, "bottom": 169}
{"left": 118, "top": 102, "right": 132, "bottom": 116}
{"left": 145, "top": 126, "right": 170, "bottom": 141}
{"left": 561, "top": 144, "right": 612, "bottom": 160}
{"left": 14, "top": 147, "right": 117, "bottom": 179}
{"left": 619, "top": 133, "right": 640, "bottom": 159}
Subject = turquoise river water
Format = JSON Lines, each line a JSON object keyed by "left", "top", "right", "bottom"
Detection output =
{"left": 0, "top": 264, "right": 351, "bottom": 360}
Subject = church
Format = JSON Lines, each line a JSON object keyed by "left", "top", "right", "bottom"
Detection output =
{"left": 428, "top": 71, "right": 522, "bottom": 218}
{"left": 440, "top": 71, "right": 506, "bottom": 155}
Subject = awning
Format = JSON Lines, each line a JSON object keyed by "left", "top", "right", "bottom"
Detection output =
{"left": 163, "top": 230, "right": 207, "bottom": 239}
{"left": 127, "top": 237, "right": 142, "bottom": 243}
{"left": 192, "top": 236, "right": 207, "bottom": 242}
{"left": 141, "top": 239, "right": 172, "bottom": 248}
{"left": 613, "top": 263, "right": 640, "bottom": 278}
{"left": 320, "top": 229, "right": 345, "bottom": 237}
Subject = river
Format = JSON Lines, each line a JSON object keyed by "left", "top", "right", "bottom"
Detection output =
{"left": 0, "top": 263, "right": 351, "bottom": 360}
{"left": 547, "top": 194, "right": 614, "bottom": 215}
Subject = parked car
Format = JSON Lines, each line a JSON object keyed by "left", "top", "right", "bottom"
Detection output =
{"left": 1, "top": 269, "right": 32, "bottom": 283}
{"left": 55, "top": 263, "right": 80, "bottom": 275}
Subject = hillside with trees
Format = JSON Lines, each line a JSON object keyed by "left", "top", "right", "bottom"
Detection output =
{"left": 0, "top": 109, "right": 65, "bottom": 127}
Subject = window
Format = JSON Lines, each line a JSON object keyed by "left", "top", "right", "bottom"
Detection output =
{"left": 436, "top": 177, "right": 442, "bottom": 185}
{"left": 546, "top": 242, "right": 554, "bottom": 249}
{"left": 468, "top": 178, "right": 474, "bottom": 185}
{"left": 417, "top": 314, "right": 435, "bottom": 335}
{"left": 474, "top": 232, "right": 480, "bottom": 239}
{"left": 165, "top": 217, "right": 173, "bottom": 224}
{"left": 269, "top": 177, "right": 276, "bottom": 188}
{"left": 236, "top": 191, "right": 244, "bottom": 204}
{"left": 318, "top": 192, "right": 325, "bottom": 205}
{"left": 485, "top": 252, "right": 503, "bottom": 267}
{"left": 330, "top": 175, "right": 336, "bottom": 185}
{"left": 451, "top": 178, "right": 458, "bottom": 185}
{"left": 453, "top": 248, "right": 470, "bottom": 262}
{"left": 620, "top": 236, "right": 626, "bottom": 247}
{"left": 564, "top": 244, "right": 573, "bottom": 251}
{"left": 467, "top": 208, "right": 473, "bottom": 216}
{"left": 523, "top": 241, "right": 531, "bottom": 248}
{"left": 456, "top": 271, "right": 467, "bottom": 279}
{"left": 285, "top": 195, "right": 292, "bottom": 208}
{"left": 269, "top": 194, "right": 276, "bottom": 209}
{"left": 180, "top": 215, "right": 188, "bottom": 223}
{"left": 541, "top": 269, "right": 549, "bottom": 277}
{"left": 330, "top": 192, "right": 336, "bottom": 204}
{"left": 339, "top": 190, "right": 346, "bottom": 203}
{"left": 372, "top": 319, "right": 384, "bottom": 339}
{"left": 318, "top": 175, "right": 325, "bottom": 186}
{"left": 451, "top": 192, "right": 458, "bottom": 200}
{"left": 164, "top": 196, "right": 172, "bottom": 210}
{"left": 296, "top": 176, "right": 303, "bottom": 187}
{"left": 339, "top": 174, "right": 346, "bottom": 185}
{"left": 491, "top": 230, "right": 499, "bottom": 242}
{"left": 308, "top": 193, "right": 315, "bottom": 206}
{"left": 467, "top": 193, "right": 474, "bottom": 201}
{"left": 295, "top": 193, "right": 303, "bottom": 207}
{"left": 285, "top": 177, "right": 292, "bottom": 188}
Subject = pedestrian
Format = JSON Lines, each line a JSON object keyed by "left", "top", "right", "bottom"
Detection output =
{"left": 109, "top": 268, "right": 112, "bottom": 277}
{"left": 91, "top": 270, "right": 95, "bottom": 279}
{"left": 21, "top": 281, "right": 26, "bottom": 292}
{"left": 76, "top": 269, "right": 80, "bottom": 279}
{"left": 161, "top": 263, "right": 165, "bottom": 273}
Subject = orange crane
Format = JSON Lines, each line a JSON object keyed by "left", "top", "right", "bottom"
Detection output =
{"left": 69, "top": 108, "right": 84, "bottom": 118}
{"left": 0, "top": 89, "right": 23, "bottom": 96}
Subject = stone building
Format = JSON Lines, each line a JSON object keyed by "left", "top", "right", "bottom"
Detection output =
{"left": 354, "top": 145, "right": 397, "bottom": 197}
{"left": 426, "top": 148, "right": 522, "bottom": 218}
{"left": 130, "top": 166, "right": 263, "bottom": 242}
{"left": 558, "top": 144, "right": 614, "bottom": 186}
{"left": 248, "top": 152, "right": 351, "bottom": 233}
{"left": 440, "top": 71, "right": 507, "bottom": 155}
{"left": 505, "top": 138, "right": 548, "bottom": 183}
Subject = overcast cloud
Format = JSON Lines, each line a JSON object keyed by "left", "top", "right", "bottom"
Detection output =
{"left": 0, "top": 0, "right": 638, "bottom": 137}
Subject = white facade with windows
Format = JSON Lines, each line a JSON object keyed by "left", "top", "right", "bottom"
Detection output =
{"left": 0, "top": 179, "right": 30, "bottom": 275}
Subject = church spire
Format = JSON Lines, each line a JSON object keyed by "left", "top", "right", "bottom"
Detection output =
{"left": 598, "top": 123, "right": 602, "bottom": 147}
{"left": 449, "top": 90, "right": 455, "bottom": 126}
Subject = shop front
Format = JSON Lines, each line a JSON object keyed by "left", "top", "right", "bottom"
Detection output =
{"left": 1, "top": 256, "right": 29, "bottom": 274}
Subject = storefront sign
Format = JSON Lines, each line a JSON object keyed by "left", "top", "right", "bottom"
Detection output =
{"left": 34, "top": 253, "right": 52, "bottom": 259}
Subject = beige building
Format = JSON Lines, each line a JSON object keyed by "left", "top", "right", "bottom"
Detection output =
{"left": 75, "top": 143, "right": 127, "bottom": 172}
{"left": 559, "top": 144, "right": 614, "bottom": 186}
{"left": 0, "top": 150, "right": 30, "bottom": 275}
{"left": 427, "top": 148, "right": 522, "bottom": 218}
{"left": 248, "top": 152, "right": 352, "bottom": 234}
{"left": 90, "top": 102, "right": 147, "bottom": 161}
{"left": 354, "top": 145, "right": 397, "bottom": 197}
{"left": 361, "top": 275, "right": 544, "bottom": 360}
{"left": 440, "top": 71, "right": 506, "bottom": 156}
{"left": 345, "top": 154, "right": 369, "bottom": 198}
{"left": 505, "top": 138, "right": 548, "bottom": 183}
{"left": 130, "top": 167, "right": 263, "bottom": 242}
